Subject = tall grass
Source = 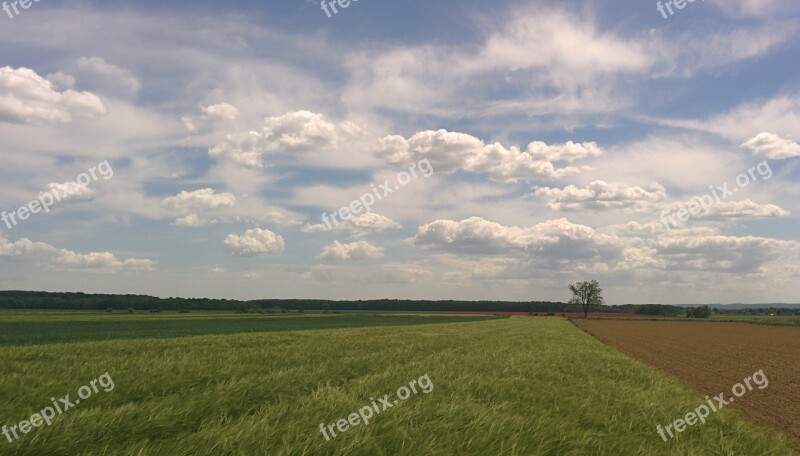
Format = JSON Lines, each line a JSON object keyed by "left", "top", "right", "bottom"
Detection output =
{"left": 0, "top": 317, "right": 794, "bottom": 455}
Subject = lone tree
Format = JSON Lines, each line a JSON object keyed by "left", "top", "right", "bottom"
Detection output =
{"left": 568, "top": 280, "right": 604, "bottom": 318}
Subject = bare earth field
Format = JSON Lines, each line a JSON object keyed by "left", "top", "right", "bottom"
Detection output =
{"left": 573, "top": 319, "right": 800, "bottom": 447}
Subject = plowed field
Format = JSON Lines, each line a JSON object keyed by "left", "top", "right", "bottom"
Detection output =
{"left": 574, "top": 319, "right": 800, "bottom": 447}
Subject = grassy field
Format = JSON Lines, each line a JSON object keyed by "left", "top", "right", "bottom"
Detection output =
{"left": 708, "top": 314, "right": 800, "bottom": 327}
{"left": 0, "top": 316, "right": 795, "bottom": 455}
{"left": 0, "top": 313, "right": 500, "bottom": 346}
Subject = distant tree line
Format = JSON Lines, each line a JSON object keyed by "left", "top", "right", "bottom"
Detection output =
{"left": 0, "top": 291, "right": 237, "bottom": 312}
{"left": 713, "top": 306, "right": 800, "bottom": 316}
{"left": 0, "top": 291, "right": 718, "bottom": 316}
{"left": 686, "top": 305, "right": 712, "bottom": 318}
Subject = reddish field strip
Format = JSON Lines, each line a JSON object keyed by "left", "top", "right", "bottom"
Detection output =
{"left": 574, "top": 319, "right": 800, "bottom": 447}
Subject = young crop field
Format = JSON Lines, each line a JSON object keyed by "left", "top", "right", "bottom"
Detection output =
{"left": 0, "top": 313, "right": 501, "bottom": 346}
{"left": 708, "top": 314, "right": 800, "bottom": 327}
{"left": 574, "top": 318, "right": 800, "bottom": 448}
{"left": 1, "top": 315, "right": 795, "bottom": 455}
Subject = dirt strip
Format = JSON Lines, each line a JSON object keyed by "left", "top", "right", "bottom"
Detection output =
{"left": 573, "top": 319, "right": 800, "bottom": 447}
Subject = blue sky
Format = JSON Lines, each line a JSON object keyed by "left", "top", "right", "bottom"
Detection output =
{"left": 1, "top": 0, "right": 799, "bottom": 303}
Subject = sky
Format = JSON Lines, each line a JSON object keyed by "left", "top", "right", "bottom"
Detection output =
{"left": 1, "top": 0, "right": 799, "bottom": 304}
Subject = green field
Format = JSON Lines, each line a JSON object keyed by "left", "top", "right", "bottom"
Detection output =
{"left": 0, "top": 313, "right": 500, "bottom": 346}
{"left": 708, "top": 314, "right": 800, "bottom": 327}
{"left": 0, "top": 315, "right": 795, "bottom": 455}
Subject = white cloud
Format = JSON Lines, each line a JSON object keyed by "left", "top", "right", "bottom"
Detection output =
{"left": 654, "top": 234, "right": 799, "bottom": 274}
{"left": 1, "top": 233, "right": 153, "bottom": 273}
{"left": 702, "top": 200, "right": 790, "bottom": 220}
{"left": 583, "top": 135, "right": 752, "bottom": 191}
{"left": 0, "top": 235, "right": 56, "bottom": 256}
{"left": 318, "top": 240, "right": 384, "bottom": 261}
{"left": 303, "top": 212, "right": 402, "bottom": 234}
{"left": 0, "top": 66, "right": 107, "bottom": 125}
{"left": 224, "top": 228, "right": 285, "bottom": 256}
{"left": 344, "top": 7, "right": 790, "bottom": 127}
{"left": 414, "top": 216, "right": 800, "bottom": 279}
{"left": 741, "top": 132, "right": 800, "bottom": 159}
{"left": 652, "top": 24, "right": 795, "bottom": 77}
{"left": 663, "top": 199, "right": 790, "bottom": 222}
{"left": 476, "top": 9, "right": 650, "bottom": 79}
{"left": 656, "top": 96, "right": 800, "bottom": 142}
{"left": 376, "top": 129, "right": 601, "bottom": 183}
{"left": 525, "top": 141, "right": 605, "bottom": 163}
{"left": 414, "top": 216, "right": 622, "bottom": 260}
{"left": 202, "top": 103, "right": 239, "bottom": 122}
{"left": 173, "top": 213, "right": 216, "bottom": 227}
{"left": 75, "top": 57, "right": 142, "bottom": 95}
{"left": 45, "top": 72, "right": 76, "bottom": 91}
{"left": 533, "top": 181, "right": 667, "bottom": 212}
{"left": 161, "top": 188, "right": 236, "bottom": 212}
{"left": 52, "top": 249, "right": 155, "bottom": 272}
{"left": 344, "top": 212, "right": 403, "bottom": 232}
{"left": 209, "top": 110, "right": 338, "bottom": 167}
{"left": 344, "top": 8, "right": 651, "bottom": 121}
{"left": 45, "top": 181, "right": 95, "bottom": 202}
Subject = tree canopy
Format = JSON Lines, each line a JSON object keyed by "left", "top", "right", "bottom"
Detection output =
{"left": 568, "top": 280, "right": 605, "bottom": 318}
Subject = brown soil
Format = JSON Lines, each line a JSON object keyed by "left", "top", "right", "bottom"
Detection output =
{"left": 573, "top": 319, "right": 800, "bottom": 447}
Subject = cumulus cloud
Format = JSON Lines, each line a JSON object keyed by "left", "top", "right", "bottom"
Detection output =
{"left": 202, "top": 103, "right": 239, "bottom": 122}
{"left": 414, "top": 216, "right": 622, "bottom": 260}
{"left": 654, "top": 234, "right": 799, "bottom": 274}
{"left": 376, "top": 129, "right": 601, "bottom": 183}
{"left": 345, "top": 212, "right": 403, "bottom": 231}
{"left": 317, "top": 240, "right": 384, "bottom": 261}
{"left": 613, "top": 222, "right": 800, "bottom": 274}
{"left": 533, "top": 181, "right": 667, "bottom": 211}
{"left": 0, "top": 235, "right": 56, "bottom": 256}
{"left": 414, "top": 216, "right": 800, "bottom": 279}
{"left": 45, "top": 72, "right": 76, "bottom": 91}
{"left": 45, "top": 181, "right": 95, "bottom": 202}
{"left": 173, "top": 214, "right": 217, "bottom": 227}
{"left": 1, "top": 233, "right": 153, "bottom": 272}
{"left": 161, "top": 188, "right": 236, "bottom": 212}
{"left": 224, "top": 228, "right": 285, "bottom": 256}
{"left": 209, "top": 110, "right": 338, "bottom": 167}
{"left": 525, "top": 141, "right": 606, "bottom": 163}
{"left": 663, "top": 199, "right": 790, "bottom": 222}
{"left": 0, "top": 66, "right": 107, "bottom": 125}
{"left": 701, "top": 200, "right": 790, "bottom": 220}
{"left": 741, "top": 132, "right": 800, "bottom": 159}
{"left": 184, "top": 102, "right": 240, "bottom": 132}
{"left": 303, "top": 212, "right": 402, "bottom": 234}
{"left": 52, "top": 249, "right": 155, "bottom": 272}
